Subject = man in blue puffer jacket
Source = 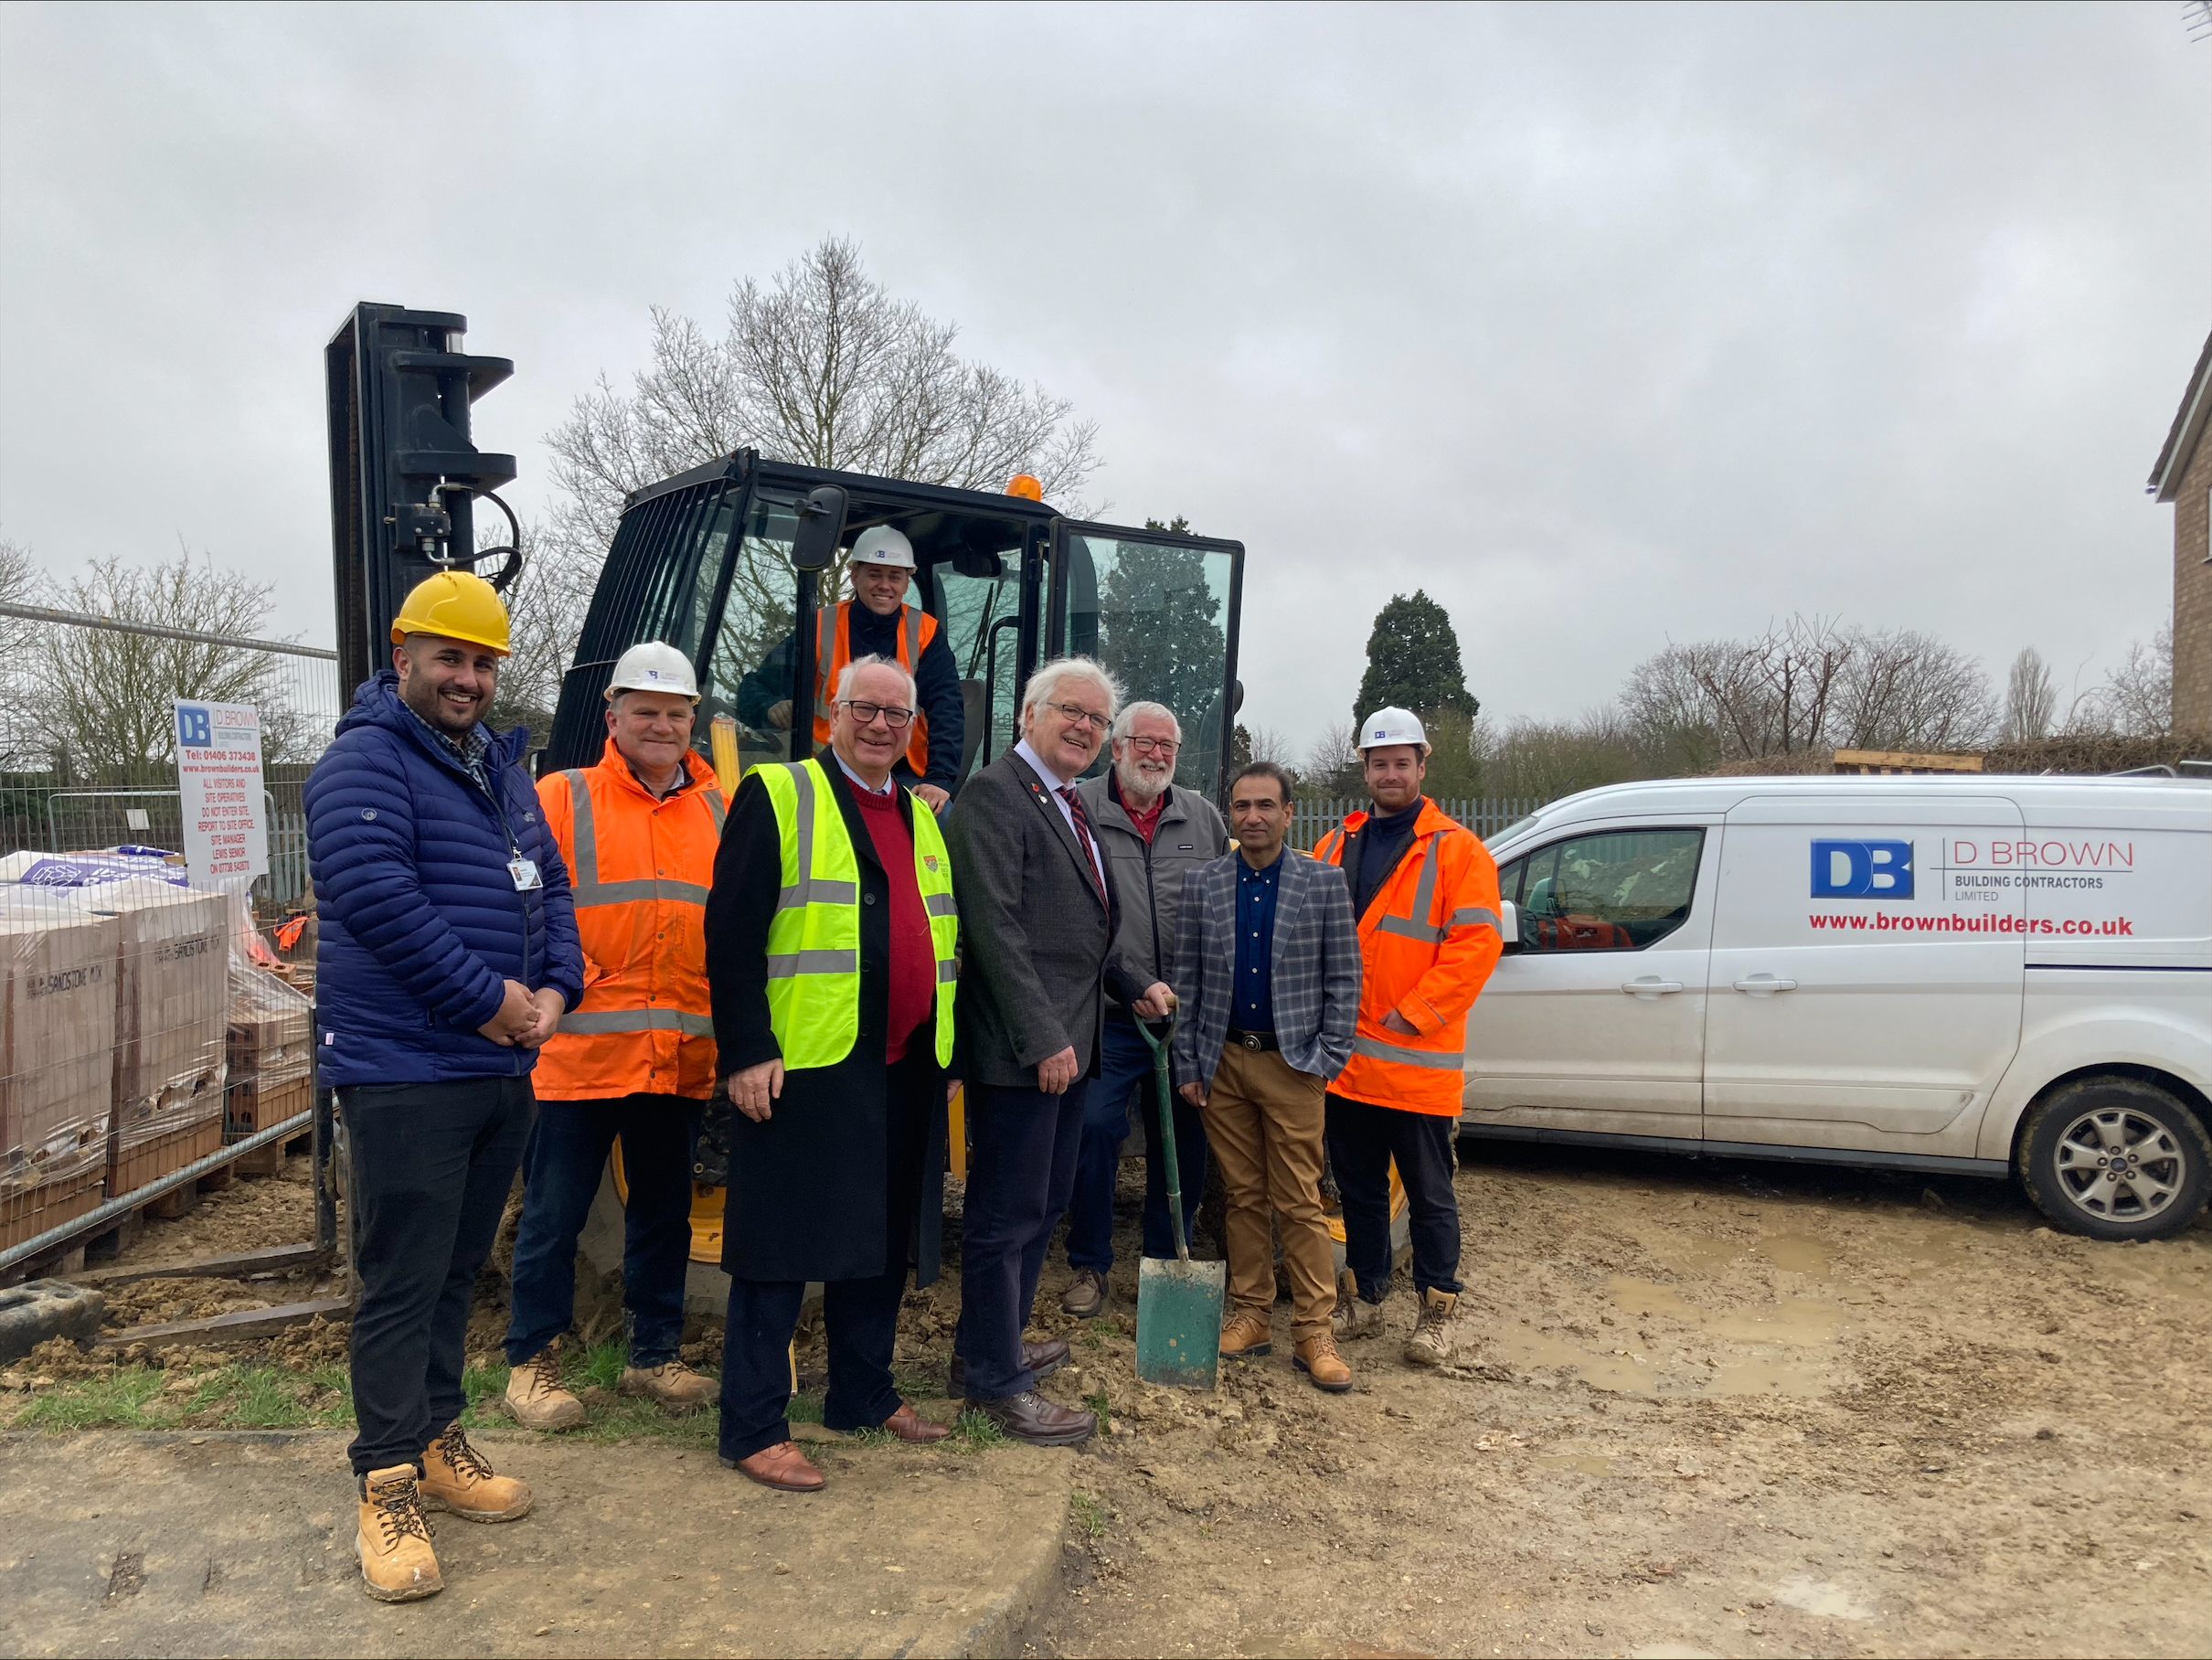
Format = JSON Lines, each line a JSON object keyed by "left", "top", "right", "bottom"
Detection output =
{"left": 306, "top": 570, "right": 584, "bottom": 1604}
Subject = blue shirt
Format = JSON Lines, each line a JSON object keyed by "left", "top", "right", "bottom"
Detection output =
{"left": 1233, "top": 848, "right": 1284, "bottom": 1033}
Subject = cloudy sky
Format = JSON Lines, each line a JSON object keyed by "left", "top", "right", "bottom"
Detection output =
{"left": 2, "top": 2, "right": 2206, "bottom": 750}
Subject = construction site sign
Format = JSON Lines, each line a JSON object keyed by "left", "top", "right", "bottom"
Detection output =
{"left": 174, "top": 698, "right": 268, "bottom": 882}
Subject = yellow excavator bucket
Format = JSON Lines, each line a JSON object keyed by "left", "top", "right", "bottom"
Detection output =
{"left": 1324, "top": 1157, "right": 1408, "bottom": 1245}
{"left": 610, "top": 1141, "right": 726, "bottom": 1265}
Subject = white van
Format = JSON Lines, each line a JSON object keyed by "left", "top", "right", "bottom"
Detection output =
{"left": 1462, "top": 774, "right": 2212, "bottom": 1240}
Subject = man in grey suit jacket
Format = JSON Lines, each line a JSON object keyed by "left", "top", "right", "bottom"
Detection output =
{"left": 947, "top": 656, "right": 1173, "bottom": 1445}
{"left": 1172, "top": 760, "right": 1361, "bottom": 1392}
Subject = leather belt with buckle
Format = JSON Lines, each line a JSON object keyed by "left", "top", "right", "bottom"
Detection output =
{"left": 1227, "top": 1027, "right": 1280, "bottom": 1052}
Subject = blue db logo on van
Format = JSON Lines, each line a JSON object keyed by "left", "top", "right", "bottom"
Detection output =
{"left": 1811, "top": 839, "right": 1913, "bottom": 899}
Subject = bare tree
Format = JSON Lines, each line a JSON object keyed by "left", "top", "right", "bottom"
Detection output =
{"left": 27, "top": 550, "right": 314, "bottom": 781}
{"left": 2000, "top": 647, "right": 2059, "bottom": 744}
{"left": 1302, "top": 720, "right": 1362, "bottom": 796}
{"left": 2082, "top": 622, "right": 2175, "bottom": 737}
{"left": 1832, "top": 626, "right": 1994, "bottom": 751}
{"left": 547, "top": 236, "right": 1102, "bottom": 557}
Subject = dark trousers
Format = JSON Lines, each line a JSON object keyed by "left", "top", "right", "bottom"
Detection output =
{"left": 343, "top": 1074, "right": 535, "bottom": 1476}
{"left": 955, "top": 1078, "right": 1088, "bottom": 1399}
{"left": 504, "top": 1093, "right": 697, "bottom": 1370}
{"left": 1065, "top": 1016, "right": 1207, "bottom": 1273}
{"left": 718, "top": 1271, "right": 906, "bottom": 1462}
{"left": 1324, "top": 1092, "right": 1462, "bottom": 1302}
{"left": 719, "top": 1052, "right": 932, "bottom": 1462}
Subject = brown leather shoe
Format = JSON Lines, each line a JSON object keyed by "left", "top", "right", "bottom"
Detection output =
{"left": 968, "top": 1389, "right": 1096, "bottom": 1447}
{"left": 947, "top": 1336, "right": 1069, "bottom": 1396}
{"left": 1059, "top": 1267, "right": 1109, "bottom": 1319}
{"left": 880, "top": 1402, "right": 952, "bottom": 1443}
{"left": 1294, "top": 1335, "right": 1354, "bottom": 1393}
{"left": 1218, "top": 1307, "right": 1273, "bottom": 1359}
{"left": 722, "top": 1440, "right": 825, "bottom": 1492}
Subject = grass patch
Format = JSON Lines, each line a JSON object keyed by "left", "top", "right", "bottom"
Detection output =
{"left": 1083, "top": 1388, "right": 1110, "bottom": 1419}
{"left": 947, "top": 1408, "right": 1007, "bottom": 1452}
{"left": 1070, "top": 1490, "right": 1109, "bottom": 1538}
{"left": 11, "top": 1367, "right": 168, "bottom": 1430}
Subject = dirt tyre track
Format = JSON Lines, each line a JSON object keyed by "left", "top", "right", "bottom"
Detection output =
{"left": 2016, "top": 1074, "right": 2212, "bottom": 1242}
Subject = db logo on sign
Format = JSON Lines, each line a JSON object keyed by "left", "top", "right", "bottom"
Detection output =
{"left": 176, "top": 706, "right": 213, "bottom": 747}
{"left": 1811, "top": 839, "right": 1914, "bottom": 899}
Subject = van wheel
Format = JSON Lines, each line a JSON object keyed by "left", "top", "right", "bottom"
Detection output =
{"left": 2017, "top": 1077, "right": 2211, "bottom": 1241}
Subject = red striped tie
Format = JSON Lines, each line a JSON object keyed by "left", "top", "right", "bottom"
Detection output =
{"left": 1058, "top": 787, "right": 1108, "bottom": 901}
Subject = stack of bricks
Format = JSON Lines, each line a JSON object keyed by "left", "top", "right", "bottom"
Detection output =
{"left": 0, "top": 890, "right": 117, "bottom": 1249}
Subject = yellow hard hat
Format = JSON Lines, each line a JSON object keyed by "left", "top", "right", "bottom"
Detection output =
{"left": 391, "top": 569, "right": 511, "bottom": 655}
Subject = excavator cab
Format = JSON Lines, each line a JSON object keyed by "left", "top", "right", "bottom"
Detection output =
{"left": 543, "top": 452, "right": 1246, "bottom": 797}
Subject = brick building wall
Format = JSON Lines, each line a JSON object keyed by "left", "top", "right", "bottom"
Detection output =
{"left": 2175, "top": 431, "right": 2212, "bottom": 736}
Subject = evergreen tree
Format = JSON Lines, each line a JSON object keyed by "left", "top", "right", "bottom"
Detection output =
{"left": 1353, "top": 590, "right": 1476, "bottom": 729}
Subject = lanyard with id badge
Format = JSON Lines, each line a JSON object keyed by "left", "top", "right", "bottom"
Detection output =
{"left": 508, "top": 852, "right": 543, "bottom": 890}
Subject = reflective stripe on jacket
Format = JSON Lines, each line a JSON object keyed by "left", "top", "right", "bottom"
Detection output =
{"left": 531, "top": 738, "right": 726, "bottom": 1101}
{"left": 757, "top": 758, "right": 957, "bottom": 1069}
{"left": 811, "top": 601, "right": 939, "bottom": 777}
{"left": 1313, "top": 797, "right": 1503, "bottom": 1115}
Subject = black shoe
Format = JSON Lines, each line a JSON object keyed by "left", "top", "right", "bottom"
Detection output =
{"left": 948, "top": 1336, "right": 1069, "bottom": 1398}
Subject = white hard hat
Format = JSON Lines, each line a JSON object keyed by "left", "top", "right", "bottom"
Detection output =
{"left": 847, "top": 525, "right": 916, "bottom": 569}
{"left": 1356, "top": 707, "right": 1430, "bottom": 752}
{"left": 604, "top": 641, "right": 700, "bottom": 702}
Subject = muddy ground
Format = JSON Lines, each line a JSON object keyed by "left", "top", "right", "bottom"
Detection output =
{"left": 9, "top": 1136, "right": 2209, "bottom": 1658}
{"left": 1008, "top": 1144, "right": 2212, "bottom": 1660}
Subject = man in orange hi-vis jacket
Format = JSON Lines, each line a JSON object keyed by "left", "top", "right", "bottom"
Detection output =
{"left": 501, "top": 642, "right": 727, "bottom": 1429}
{"left": 1312, "top": 706, "right": 1503, "bottom": 1369}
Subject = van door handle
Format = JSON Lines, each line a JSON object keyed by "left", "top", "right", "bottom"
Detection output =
{"left": 1621, "top": 977, "right": 1685, "bottom": 998}
{"left": 1733, "top": 975, "right": 1798, "bottom": 995}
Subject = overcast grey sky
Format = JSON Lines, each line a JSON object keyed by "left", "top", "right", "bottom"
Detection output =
{"left": 2, "top": 2, "right": 2206, "bottom": 749}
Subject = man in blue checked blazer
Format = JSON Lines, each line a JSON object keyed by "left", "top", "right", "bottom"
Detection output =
{"left": 1170, "top": 760, "right": 1361, "bottom": 1392}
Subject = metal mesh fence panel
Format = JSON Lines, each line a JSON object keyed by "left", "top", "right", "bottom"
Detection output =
{"left": 0, "top": 606, "right": 340, "bottom": 915}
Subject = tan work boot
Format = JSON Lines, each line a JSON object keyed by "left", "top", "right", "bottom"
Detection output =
{"left": 1330, "top": 1268, "right": 1387, "bottom": 1341}
{"left": 356, "top": 1464, "right": 441, "bottom": 1602}
{"left": 1404, "top": 1287, "right": 1461, "bottom": 1368}
{"left": 620, "top": 1359, "right": 716, "bottom": 1413}
{"left": 419, "top": 1421, "right": 533, "bottom": 1521}
{"left": 504, "top": 1345, "right": 584, "bottom": 1431}
{"left": 1218, "top": 1306, "right": 1273, "bottom": 1359}
{"left": 1294, "top": 1334, "right": 1354, "bottom": 1393}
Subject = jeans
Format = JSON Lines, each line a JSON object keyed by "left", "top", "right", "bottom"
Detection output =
{"left": 954, "top": 1078, "right": 1088, "bottom": 1399}
{"left": 1064, "top": 1016, "right": 1207, "bottom": 1273}
{"left": 343, "top": 1075, "right": 535, "bottom": 1476}
{"left": 1324, "top": 1093, "right": 1462, "bottom": 1302}
{"left": 504, "top": 1094, "right": 698, "bottom": 1371}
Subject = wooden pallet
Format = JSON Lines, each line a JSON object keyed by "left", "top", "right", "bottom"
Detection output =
{"left": 0, "top": 1164, "right": 105, "bottom": 1252}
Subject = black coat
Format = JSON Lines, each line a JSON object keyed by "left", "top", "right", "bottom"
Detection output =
{"left": 704, "top": 752, "right": 947, "bottom": 1285}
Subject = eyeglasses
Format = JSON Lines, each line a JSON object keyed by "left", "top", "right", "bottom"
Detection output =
{"left": 840, "top": 699, "right": 915, "bottom": 729}
{"left": 1121, "top": 735, "right": 1180, "bottom": 756}
{"left": 1047, "top": 701, "right": 1111, "bottom": 732}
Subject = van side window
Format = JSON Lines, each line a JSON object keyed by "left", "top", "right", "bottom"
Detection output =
{"left": 1517, "top": 828, "right": 1704, "bottom": 952}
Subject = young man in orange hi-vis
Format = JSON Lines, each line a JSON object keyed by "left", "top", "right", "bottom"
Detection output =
{"left": 1312, "top": 707, "right": 1504, "bottom": 1367}
{"left": 502, "top": 642, "right": 727, "bottom": 1428}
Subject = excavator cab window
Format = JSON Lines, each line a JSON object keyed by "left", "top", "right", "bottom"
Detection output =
{"left": 1048, "top": 522, "right": 1244, "bottom": 801}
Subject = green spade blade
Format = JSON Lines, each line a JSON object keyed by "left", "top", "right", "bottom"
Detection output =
{"left": 1135, "top": 1254, "right": 1225, "bottom": 1389}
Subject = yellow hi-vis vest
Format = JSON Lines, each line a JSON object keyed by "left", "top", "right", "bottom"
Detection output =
{"left": 755, "top": 759, "right": 958, "bottom": 1069}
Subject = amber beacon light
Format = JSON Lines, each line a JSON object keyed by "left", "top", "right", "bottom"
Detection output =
{"left": 1004, "top": 473, "right": 1044, "bottom": 500}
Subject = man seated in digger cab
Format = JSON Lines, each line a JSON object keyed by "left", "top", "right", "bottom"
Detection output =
{"left": 733, "top": 525, "right": 964, "bottom": 812}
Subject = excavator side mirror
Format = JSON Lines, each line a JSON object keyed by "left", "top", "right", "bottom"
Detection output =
{"left": 791, "top": 485, "right": 848, "bottom": 570}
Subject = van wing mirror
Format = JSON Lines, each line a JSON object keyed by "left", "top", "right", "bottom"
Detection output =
{"left": 791, "top": 485, "right": 848, "bottom": 571}
{"left": 1498, "top": 899, "right": 1520, "bottom": 952}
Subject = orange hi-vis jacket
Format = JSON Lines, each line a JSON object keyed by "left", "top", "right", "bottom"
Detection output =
{"left": 811, "top": 600, "right": 939, "bottom": 777}
{"left": 1313, "top": 798, "right": 1504, "bottom": 1115}
{"left": 532, "top": 739, "right": 727, "bottom": 1101}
